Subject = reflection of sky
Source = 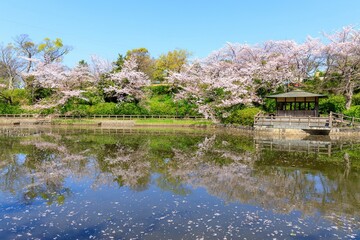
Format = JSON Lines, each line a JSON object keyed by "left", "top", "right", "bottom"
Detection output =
{"left": 305, "top": 173, "right": 335, "bottom": 204}
{"left": 306, "top": 173, "right": 325, "bottom": 194}
{"left": 16, "top": 154, "right": 26, "bottom": 165}
{"left": 304, "top": 172, "right": 340, "bottom": 204}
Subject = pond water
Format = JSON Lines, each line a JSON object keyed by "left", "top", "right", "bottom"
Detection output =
{"left": 0, "top": 127, "right": 359, "bottom": 239}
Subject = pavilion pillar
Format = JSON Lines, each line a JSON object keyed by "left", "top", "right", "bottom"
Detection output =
{"left": 315, "top": 97, "right": 319, "bottom": 117}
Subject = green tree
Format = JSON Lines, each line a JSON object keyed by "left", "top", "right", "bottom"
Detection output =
{"left": 125, "top": 48, "right": 154, "bottom": 78}
{"left": 113, "top": 54, "right": 125, "bottom": 72}
{"left": 38, "top": 38, "right": 72, "bottom": 63}
{"left": 78, "top": 59, "right": 88, "bottom": 67}
{"left": 153, "top": 49, "right": 190, "bottom": 82}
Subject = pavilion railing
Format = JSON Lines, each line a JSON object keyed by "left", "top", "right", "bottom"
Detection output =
{"left": 255, "top": 111, "right": 360, "bottom": 129}
{"left": 254, "top": 113, "right": 331, "bottom": 129}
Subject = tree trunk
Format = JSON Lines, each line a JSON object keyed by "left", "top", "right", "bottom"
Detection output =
{"left": 345, "top": 84, "right": 353, "bottom": 110}
{"left": 345, "top": 94, "right": 352, "bottom": 110}
{"left": 8, "top": 76, "right": 14, "bottom": 90}
{"left": 26, "top": 52, "right": 32, "bottom": 73}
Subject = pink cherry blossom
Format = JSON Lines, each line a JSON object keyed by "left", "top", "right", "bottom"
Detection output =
{"left": 104, "top": 56, "right": 150, "bottom": 102}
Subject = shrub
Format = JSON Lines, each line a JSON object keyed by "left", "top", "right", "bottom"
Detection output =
{"left": 351, "top": 93, "right": 360, "bottom": 106}
{"left": 149, "top": 85, "right": 172, "bottom": 95}
{"left": 262, "top": 98, "right": 276, "bottom": 113}
{"left": 64, "top": 104, "right": 90, "bottom": 116}
{"left": 114, "top": 103, "right": 148, "bottom": 115}
{"left": 88, "top": 103, "right": 117, "bottom": 115}
{"left": 81, "top": 91, "right": 103, "bottom": 105}
{"left": 147, "top": 95, "right": 198, "bottom": 116}
{"left": 223, "top": 107, "right": 261, "bottom": 126}
{"left": 33, "top": 88, "right": 54, "bottom": 101}
{"left": 39, "top": 107, "right": 56, "bottom": 115}
{"left": 0, "top": 89, "right": 30, "bottom": 105}
{"left": 344, "top": 106, "right": 360, "bottom": 118}
{"left": 319, "top": 95, "right": 346, "bottom": 114}
{"left": 175, "top": 100, "right": 199, "bottom": 116}
{"left": 0, "top": 103, "right": 23, "bottom": 114}
{"left": 148, "top": 95, "right": 175, "bottom": 115}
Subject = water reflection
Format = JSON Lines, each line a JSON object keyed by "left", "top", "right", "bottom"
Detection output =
{"left": 0, "top": 127, "right": 359, "bottom": 238}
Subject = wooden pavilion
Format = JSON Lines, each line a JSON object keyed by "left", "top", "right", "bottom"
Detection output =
{"left": 266, "top": 90, "right": 327, "bottom": 117}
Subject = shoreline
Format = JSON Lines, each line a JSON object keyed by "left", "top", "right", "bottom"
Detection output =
{"left": 1, "top": 117, "right": 360, "bottom": 137}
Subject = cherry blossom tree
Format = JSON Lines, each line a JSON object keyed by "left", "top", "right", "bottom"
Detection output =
{"left": 26, "top": 61, "right": 69, "bottom": 89}
{"left": 321, "top": 26, "right": 360, "bottom": 109}
{"left": 90, "top": 55, "right": 113, "bottom": 83}
{"left": 67, "top": 62, "right": 95, "bottom": 89}
{"left": 168, "top": 43, "right": 290, "bottom": 119}
{"left": 2, "top": 25, "right": 359, "bottom": 115}
{"left": 22, "top": 55, "right": 150, "bottom": 110}
{"left": 22, "top": 60, "right": 94, "bottom": 109}
{"left": 286, "top": 37, "right": 324, "bottom": 83}
{"left": 104, "top": 56, "right": 150, "bottom": 102}
{"left": 168, "top": 60, "right": 258, "bottom": 119}
{"left": 168, "top": 38, "right": 325, "bottom": 120}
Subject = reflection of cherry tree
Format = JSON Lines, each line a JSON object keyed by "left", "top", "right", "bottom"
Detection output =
{"left": 0, "top": 154, "right": 29, "bottom": 196}
{"left": 94, "top": 142, "right": 151, "bottom": 190}
{"left": 0, "top": 129, "right": 359, "bottom": 230}
{"left": 0, "top": 134, "right": 88, "bottom": 204}
{"left": 168, "top": 134, "right": 360, "bottom": 226}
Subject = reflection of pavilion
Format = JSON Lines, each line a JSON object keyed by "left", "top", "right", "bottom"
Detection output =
{"left": 255, "top": 137, "right": 332, "bottom": 156}
{"left": 254, "top": 135, "right": 353, "bottom": 156}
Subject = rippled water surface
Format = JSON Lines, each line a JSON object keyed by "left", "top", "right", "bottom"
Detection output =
{"left": 0, "top": 127, "right": 359, "bottom": 239}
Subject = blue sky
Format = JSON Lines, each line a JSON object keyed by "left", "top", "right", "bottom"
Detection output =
{"left": 1, "top": 0, "right": 359, "bottom": 66}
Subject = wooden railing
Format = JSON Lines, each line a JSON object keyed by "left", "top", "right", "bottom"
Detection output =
{"left": 255, "top": 111, "right": 360, "bottom": 129}
{"left": 254, "top": 112, "right": 331, "bottom": 129}
{"left": 0, "top": 114, "right": 48, "bottom": 118}
{"left": 330, "top": 112, "right": 360, "bottom": 127}
{"left": 0, "top": 114, "right": 206, "bottom": 121}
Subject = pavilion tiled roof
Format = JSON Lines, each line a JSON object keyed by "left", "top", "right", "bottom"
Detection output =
{"left": 266, "top": 89, "right": 327, "bottom": 98}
